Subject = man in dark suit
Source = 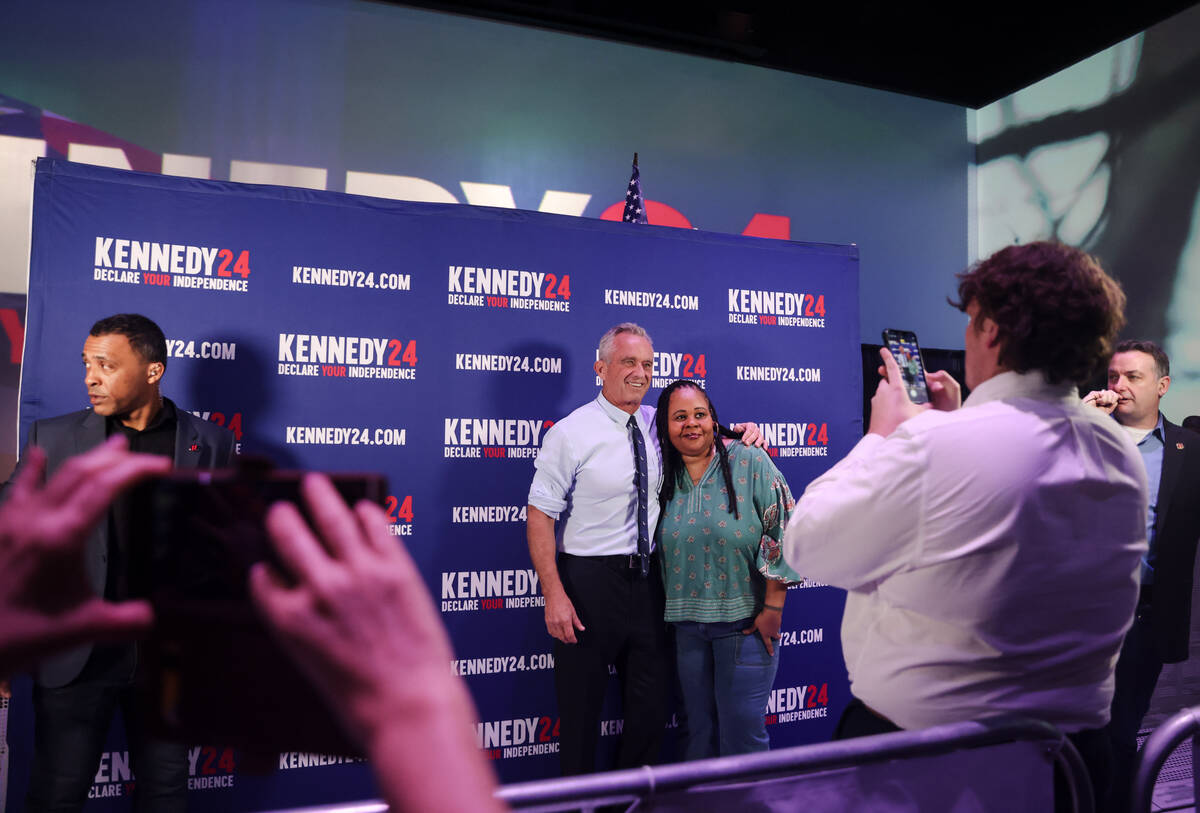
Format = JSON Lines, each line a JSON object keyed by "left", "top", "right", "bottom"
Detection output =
{"left": 1084, "top": 339, "right": 1200, "bottom": 811}
{"left": 20, "top": 313, "right": 236, "bottom": 813}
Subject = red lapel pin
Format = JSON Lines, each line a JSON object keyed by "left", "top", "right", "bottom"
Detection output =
{"left": 189, "top": 443, "right": 199, "bottom": 452}
{"left": 1178, "top": 443, "right": 1185, "bottom": 450}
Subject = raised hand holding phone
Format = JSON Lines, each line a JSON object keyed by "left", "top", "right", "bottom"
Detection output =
{"left": 879, "top": 329, "right": 962, "bottom": 413}
{"left": 881, "top": 329, "right": 930, "bottom": 404}
{"left": 869, "top": 347, "right": 931, "bottom": 437}
{"left": 925, "top": 370, "right": 962, "bottom": 412}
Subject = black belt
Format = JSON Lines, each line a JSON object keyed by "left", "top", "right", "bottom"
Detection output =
{"left": 560, "top": 551, "right": 655, "bottom": 574}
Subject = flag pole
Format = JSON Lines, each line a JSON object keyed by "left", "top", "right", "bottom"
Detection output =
{"left": 623, "top": 153, "right": 646, "bottom": 224}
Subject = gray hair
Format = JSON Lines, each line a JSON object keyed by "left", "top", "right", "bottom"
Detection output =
{"left": 597, "top": 323, "right": 652, "bottom": 362}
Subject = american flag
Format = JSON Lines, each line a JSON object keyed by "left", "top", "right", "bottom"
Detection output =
{"left": 622, "top": 154, "right": 647, "bottom": 224}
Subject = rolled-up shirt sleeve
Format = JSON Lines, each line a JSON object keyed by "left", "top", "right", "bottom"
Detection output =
{"left": 528, "top": 425, "right": 575, "bottom": 519}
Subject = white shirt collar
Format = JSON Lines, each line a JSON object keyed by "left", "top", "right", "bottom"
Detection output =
{"left": 962, "top": 369, "right": 1079, "bottom": 409}
{"left": 597, "top": 391, "right": 649, "bottom": 430}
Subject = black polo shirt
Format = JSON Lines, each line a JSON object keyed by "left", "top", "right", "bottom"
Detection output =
{"left": 105, "top": 398, "right": 177, "bottom": 601}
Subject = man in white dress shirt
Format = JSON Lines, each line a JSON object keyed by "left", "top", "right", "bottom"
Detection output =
{"left": 782, "top": 242, "right": 1147, "bottom": 805}
{"left": 527, "top": 323, "right": 668, "bottom": 775}
{"left": 526, "top": 322, "right": 761, "bottom": 775}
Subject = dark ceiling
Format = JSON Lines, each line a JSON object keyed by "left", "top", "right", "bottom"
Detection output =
{"left": 396, "top": 1, "right": 1198, "bottom": 107}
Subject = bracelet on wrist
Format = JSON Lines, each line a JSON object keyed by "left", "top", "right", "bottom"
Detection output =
{"left": 763, "top": 603, "right": 784, "bottom": 612}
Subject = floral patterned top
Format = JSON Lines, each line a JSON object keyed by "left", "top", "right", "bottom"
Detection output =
{"left": 656, "top": 441, "right": 801, "bottom": 623}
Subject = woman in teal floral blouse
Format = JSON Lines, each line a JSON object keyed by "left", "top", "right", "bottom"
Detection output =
{"left": 654, "top": 379, "right": 801, "bottom": 759}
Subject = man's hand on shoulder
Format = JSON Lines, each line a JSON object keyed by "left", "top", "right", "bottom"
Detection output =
{"left": 1082, "top": 389, "right": 1119, "bottom": 414}
{"left": 731, "top": 421, "right": 766, "bottom": 448}
{"left": 869, "top": 348, "right": 930, "bottom": 437}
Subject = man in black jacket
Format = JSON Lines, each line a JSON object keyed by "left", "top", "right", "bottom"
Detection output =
{"left": 1084, "top": 339, "right": 1200, "bottom": 811}
{"left": 18, "top": 313, "right": 236, "bottom": 813}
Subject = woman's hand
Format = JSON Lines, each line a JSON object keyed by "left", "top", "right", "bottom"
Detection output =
{"left": 743, "top": 579, "right": 789, "bottom": 655}
{"left": 743, "top": 605, "right": 783, "bottom": 656}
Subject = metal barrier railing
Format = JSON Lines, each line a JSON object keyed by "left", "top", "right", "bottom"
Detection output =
{"left": 1131, "top": 704, "right": 1200, "bottom": 813}
{"left": 258, "top": 715, "right": 1090, "bottom": 813}
{"left": 496, "top": 715, "right": 1091, "bottom": 812}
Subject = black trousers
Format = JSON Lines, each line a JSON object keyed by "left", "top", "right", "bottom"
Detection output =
{"left": 26, "top": 645, "right": 189, "bottom": 813}
{"left": 553, "top": 553, "right": 670, "bottom": 776}
{"left": 1103, "top": 599, "right": 1164, "bottom": 813}
{"left": 834, "top": 697, "right": 1110, "bottom": 813}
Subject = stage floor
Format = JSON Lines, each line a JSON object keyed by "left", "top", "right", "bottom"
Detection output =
{"left": 1142, "top": 729, "right": 1192, "bottom": 812}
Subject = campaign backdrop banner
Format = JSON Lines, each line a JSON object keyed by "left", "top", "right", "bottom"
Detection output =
{"left": 9, "top": 158, "right": 859, "bottom": 809}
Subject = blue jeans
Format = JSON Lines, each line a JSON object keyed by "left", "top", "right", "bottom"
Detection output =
{"left": 673, "top": 618, "right": 779, "bottom": 759}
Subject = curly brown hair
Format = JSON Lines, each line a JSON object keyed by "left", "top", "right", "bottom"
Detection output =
{"left": 950, "top": 242, "right": 1126, "bottom": 386}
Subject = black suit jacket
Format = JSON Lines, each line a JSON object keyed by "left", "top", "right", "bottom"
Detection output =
{"left": 1149, "top": 418, "right": 1200, "bottom": 663}
{"left": 18, "top": 400, "right": 237, "bottom": 687}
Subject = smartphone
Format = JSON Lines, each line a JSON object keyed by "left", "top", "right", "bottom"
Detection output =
{"left": 128, "top": 467, "right": 387, "bottom": 756}
{"left": 881, "top": 329, "right": 930, "bottom": 404}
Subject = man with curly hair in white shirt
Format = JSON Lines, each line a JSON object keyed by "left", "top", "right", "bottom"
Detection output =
{"left": 784, "top": 241, "right": 1148, "bottom": 809}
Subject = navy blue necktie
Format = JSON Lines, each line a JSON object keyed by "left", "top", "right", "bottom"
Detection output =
{"left": 628, "top": 415, "right": 650, "bottom": 577}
